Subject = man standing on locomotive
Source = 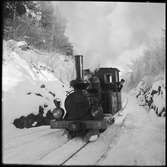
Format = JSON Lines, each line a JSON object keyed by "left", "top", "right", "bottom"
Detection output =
{"left": 118, "top": 78, "right": 125, "bottom": 91}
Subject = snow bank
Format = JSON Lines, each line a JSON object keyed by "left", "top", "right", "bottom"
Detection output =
{"left": 135, "top": 78, "right": 151, "bottom": 98}
{"left": 2, "top": 40, "right": 74, "bottom": 133}
{"left": 135, "top": 75, "right": 166, "bottom": 117}
{"left": 151, "top": 80, "right": 166, "bottom": 116}
{"left": 3, "top": 81, "right": 67, "bottom": 120}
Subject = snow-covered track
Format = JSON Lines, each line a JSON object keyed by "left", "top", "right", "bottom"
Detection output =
{"left": 63, "top": 97, "right": 128, "bottom": 165}
{"left": 7, "top": 126, "right": 51, "bottom": 140}
{"left": 36, "top": 97, "right": 129, "bottom": 165}
{"left": 64, "top": 115, "right": 127, "bottom": 165}
{"left": 4, "top": 129, "right": 68, "bottom": 164}
{"left": 4, "top": 128, "right": 60, "bottom": 150}
{"left": 61, "top": 141, "right": 88, "bottom": 165}
{"left": 35, "top": 137, "right": 88, "bottom": 165}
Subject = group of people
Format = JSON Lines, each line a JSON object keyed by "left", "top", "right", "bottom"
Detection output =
{"left": 13, "top": 99, "right": 64, "bottom": 129}
{"left": 13, "top": 105, "right": 54, "bottom": 129}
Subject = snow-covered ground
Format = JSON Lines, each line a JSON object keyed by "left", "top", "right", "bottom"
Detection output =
{"left": 3, "top": 94, "right": 165, "bottom": 165}
{"left": 99, "top": 94, "right": 165, "bottom": 165}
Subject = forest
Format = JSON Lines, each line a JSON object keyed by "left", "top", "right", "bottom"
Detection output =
{"left": 123, "top": 30, "right": 165, "bottom": 91}
{"left": 3, "top": 1, "right": 73, "bottom": 55}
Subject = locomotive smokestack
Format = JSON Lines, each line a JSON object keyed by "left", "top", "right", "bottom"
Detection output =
{"left": 75, "top": 55, "right": 83, "bottom": 80}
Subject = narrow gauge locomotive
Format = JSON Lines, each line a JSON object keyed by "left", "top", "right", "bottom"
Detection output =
{"left": 50, "top": 55, "right": 123, "bottom": 137}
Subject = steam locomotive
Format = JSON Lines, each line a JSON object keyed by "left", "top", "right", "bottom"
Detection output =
{"left": 50, "top": 55, "right": 124, "bottom": 138}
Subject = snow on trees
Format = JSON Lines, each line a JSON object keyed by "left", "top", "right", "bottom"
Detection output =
{"left": 135, "top": 78, "right": 165, "bottom": 117}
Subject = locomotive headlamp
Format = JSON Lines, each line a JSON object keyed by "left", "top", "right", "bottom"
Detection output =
{"left": 53, "top": 108, "right": 63, "bottom": 119}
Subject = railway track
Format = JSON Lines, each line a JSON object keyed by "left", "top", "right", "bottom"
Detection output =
{"left": 34, "top": 97, "right": 129, "bottom": 165}
{"left": 7, "top": 126, "right": 52, "bottom": 140}
{"left": 4, "top": 130, "right": 68, "bottom": 164}
{"left": 60, "top": 140, "right": 89, "bottom": 165}
{"left": 63, "top": 99, "right": 129, "bottom": 165}
{"left": 34, "top": 137, "right": 88, "bottom": 165}
{"left": 4, "top": 129, "right": 63, "bottom": 150}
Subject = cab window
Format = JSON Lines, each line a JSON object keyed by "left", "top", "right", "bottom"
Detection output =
{"left": 104, "top": 73, "right": 112, "bottom": 83}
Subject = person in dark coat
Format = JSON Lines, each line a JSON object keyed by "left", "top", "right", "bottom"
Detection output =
{"left": 118, "top": 79, "right": 125, "bottom": 91}
{"left": 13, "top": 116, "right": 25, "bottom": 129}
{"left": 44, "top": 110, "right": 54, "bottom": 125}
{"left": 25, "top": 113, "right": 36, "bottom": 128}
{"left": 35, "top": 106, "right": 45, "bottom": 126}
{"left": 158, "top": 86, "right": 161, "bottom": 95}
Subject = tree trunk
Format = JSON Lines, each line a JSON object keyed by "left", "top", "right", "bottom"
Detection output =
{"left": 13, "top": 5, "right": 16, "bottom": 39}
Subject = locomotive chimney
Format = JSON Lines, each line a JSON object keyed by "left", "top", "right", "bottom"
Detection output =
{"left": 75, "top": 55, "right": 83, "bottom": 80}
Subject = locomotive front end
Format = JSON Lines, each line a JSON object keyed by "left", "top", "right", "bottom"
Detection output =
{"left": 50, "top": 55, "right": 107, "bottom": 134}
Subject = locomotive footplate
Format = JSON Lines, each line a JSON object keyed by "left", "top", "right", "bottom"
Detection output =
{"left": 50, "top": 120, "right": 107, "bottom": 131}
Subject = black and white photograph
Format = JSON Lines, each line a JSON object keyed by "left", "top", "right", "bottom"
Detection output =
{"left": 2, "top": 1, "right": 166, "bottom": 165}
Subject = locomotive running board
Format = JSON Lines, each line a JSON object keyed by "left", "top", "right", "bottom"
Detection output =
{"left": 50, "top": 120, "right": 107, "bottom": 130}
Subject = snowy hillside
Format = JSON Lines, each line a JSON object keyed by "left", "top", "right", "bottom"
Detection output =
{"left": 3, "top": 40, "right": 75, "bottom": 89}
{"left": 2, "top": 40, "right": 74, "bottom": 133}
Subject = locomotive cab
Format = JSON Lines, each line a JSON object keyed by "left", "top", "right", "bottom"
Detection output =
{"left": 95, "top": 68, "right": 122, "bottom": 114}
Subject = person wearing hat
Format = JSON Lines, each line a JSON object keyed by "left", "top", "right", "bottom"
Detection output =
{"left": 118, "top": 79, "right": 125, "bottom": 91}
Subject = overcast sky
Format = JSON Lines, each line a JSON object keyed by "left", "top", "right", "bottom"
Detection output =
{"left": 51, "top": 2, "right": 165, "bottom": 72}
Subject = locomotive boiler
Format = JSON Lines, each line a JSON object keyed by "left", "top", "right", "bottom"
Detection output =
{"left": 50, "top": 55, "right": 123, "bottom": 137}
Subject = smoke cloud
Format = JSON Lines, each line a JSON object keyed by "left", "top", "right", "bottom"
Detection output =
{"left": 51, "top": 2, "right": 165, "bottom": 72}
